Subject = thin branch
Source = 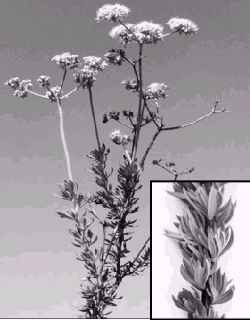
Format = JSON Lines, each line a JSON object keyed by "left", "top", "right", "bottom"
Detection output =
{"left": 120, "top": 236, "right": 150, "bottom": 278}
{"left": 118, "top": 19, "right": 140, "bottom": 45}
{"left": 143, "top": 98, "right": 161, "bottom": 129}
{"left": 140, "top": 128, "right": 162, "bottom": 170}
{"left": 152, "top": 161, "right": 194, "bottom": 180}
{"left": 131, "top": 237, "right": 150, "bottom": 266}
{"left": 153, "top": 161, "right": 178, "bottom": 178}
{"left": 122, "top": 56, "right": 139, "bottom": 87}
{"left": 62, "top": 87, "right": 79, "bottom": 99}
{"left": 162, "top": 101, "right": 227, "bottom": 131}
{"left": 56, "top": 98, "right": 73, "bottom": 181}
{"left": 88, "top": 205, "right": 105, "bottom": 225}
{"left": 132, "top": 43, "right": 144, "bottom": 158}
{"left": 27, "top": 89, "right": 49, "bottom": 100}
{"left": 60, "top": 67, "right": 67, "bottom": 94}
{"left": 162, "top": 30, "right": 177, "bottom": 39}
{"left": 87, "top": 85, "right": 102, "bottom": 151}
{"left": 99, "top": 225, "right": 119, "bottom": 277}
{"left": 111, "top": 118, "right": 133, "bottom": 130}
{"left": 127, "top": 115, "right": 136, "bottom": 129}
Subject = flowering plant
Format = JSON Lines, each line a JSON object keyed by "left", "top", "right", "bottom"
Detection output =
{"left": 5, "top": 2, "right": 227, "bottom": 318}
{"left": 166, "top": 182, "right": 235, "bottom": 318}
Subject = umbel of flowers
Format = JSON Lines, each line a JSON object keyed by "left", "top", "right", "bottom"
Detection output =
{"left": 165, "top": 182, "right": 235, "bottom": 318}
{"left": 5, "top": 3, "right": 227, "bottom": 318}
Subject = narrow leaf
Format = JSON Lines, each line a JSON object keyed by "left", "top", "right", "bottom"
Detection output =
{"left": 208, "top": 185, "right": 220, "bottom": 220}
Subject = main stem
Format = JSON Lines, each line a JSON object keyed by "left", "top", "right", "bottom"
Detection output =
{"left": 132, "top": 44, "right": 143, "bottom": 158}
{"left": 87, "top": 85, "right": 101, "bottom": 151}
{"left": 57, "top": 98, "right": 73, "bottom": 181}
{"left": 140, "top": 128, "right": 161, "bottom": 170}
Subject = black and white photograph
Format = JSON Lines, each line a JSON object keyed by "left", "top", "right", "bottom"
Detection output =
{"left": 1, "top": 0, "right": 250, "bottom": 319}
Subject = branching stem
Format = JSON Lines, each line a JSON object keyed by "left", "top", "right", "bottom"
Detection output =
{"left": 132, "top": 44, "right": 144, "bottom": 158}
{"left": 87, "top": 85, "right": 102, "bottom": 151}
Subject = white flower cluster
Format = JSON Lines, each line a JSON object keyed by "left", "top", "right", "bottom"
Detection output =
{"left": 5, "top": 77, "right": 20, "bottom": 89}
{"left": 5, "top": 77, "right": 33, "bottom": 98}
{"left": 74, "top": 56, "right": 107, "bottom": 88}
{"left": 110, "top": 129, "right": 130, "bottom": 145}
{"left": 46, "top": 86, "right": 61, "bottom": 102}
{"left": 144, "top": 82, "right": 168, "bottom": 100}
{"left": 82, "top": 56, "right": 108, "bottom": 71}
{"left": 109, "top": 21, "right": 164, "bottom": 45}
{"left": 74, "top": 66, "right": 97, "bottom": 88}
{"left": 51, "top": 52, "right": 80, "bottom": 69}
{"left": 37, "top": 75, "right": 51, "bottom": 87}
{"left": 96, "top": 3, "right": 130, "bottom": 23}
{"left": 167, "top": 17, "right": 199, "bottom": 35}
{"left": 109, "top": 24, "right": 134, "bottom": 45}
{"left": 133, "top": 21, "right": 164, "bottom": 44}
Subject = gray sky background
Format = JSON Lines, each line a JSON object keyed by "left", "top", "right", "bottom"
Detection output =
{"left": 0, "top": 0, "right": 250, "bottom": 317}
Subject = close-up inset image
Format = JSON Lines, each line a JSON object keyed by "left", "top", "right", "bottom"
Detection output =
{"left": 152, "top": 181, "right": 250, "bottom": 319}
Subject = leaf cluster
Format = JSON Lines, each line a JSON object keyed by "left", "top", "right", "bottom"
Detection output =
{"left": 57, "top": 145, "right": 150, "bottom": 317}
{"left": 166, "top": 182, "right": 235, "bottom": 318}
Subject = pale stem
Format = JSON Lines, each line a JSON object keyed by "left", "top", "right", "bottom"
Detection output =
{"left": 87, "top": 85, "right": 101, "bottom": 150}
{"left": 62, "top": 87, "right": 79, "bottom": 99}
{"left": 162, "top": 102, "right": 227, "bottom": 131}
{"left": 56, "top": 98, "right": 73, "bottom": 181}
{"left": 27, "top": 89, "right": 49, "bottom": 100}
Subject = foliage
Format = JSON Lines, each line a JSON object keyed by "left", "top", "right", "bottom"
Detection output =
{"left": 166, "top": 182, "right": 235, "bottom": 318}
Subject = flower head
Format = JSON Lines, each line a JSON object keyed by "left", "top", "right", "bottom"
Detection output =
{"left": 51, "top": 52, "right": 80, "bottom": 69}
{"left": 82, "top": 56, "right": 108, "bottom": 71}
{"left": 96, "top": 3, "right": 130, "bottom": 23}
{"left": 5, "top": 77, "right": 20, "bottom": 89}
{"left": 37, "top": 75, "right": 51, "bottom": 88}
{"left": 109, "top": 24, "right": 135, "bottom": 45}
{"left": 6, "top": 78, "right": 33, "bottom": 99}
{"left": 19, "top": 79, "right": 33, "bottom": 90}
{"left": 167, "top": 17, "right": 199, "bottom": 35}
{"left": 133, "top": 21, "right": 164, "bottom": 44}
{"left": 144, "top": 82, "right": 168, "bottom": 100}
{"left": 110, "top": 129, "right": 130, "bottom": 145}
{"left": 104, "top": 49, "right": 125, "bottom": 65}
{"left": 73, "top": 66, "right": 97, "bottom": 88}
{"left": 46, "top": 86, "right": 61, "bottom": 102}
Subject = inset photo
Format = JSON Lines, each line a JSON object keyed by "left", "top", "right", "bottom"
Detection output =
{"left": 151, "top": 181, "right": 250, "bottom": 319}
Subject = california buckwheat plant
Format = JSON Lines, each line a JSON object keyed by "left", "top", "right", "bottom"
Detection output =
{"left": 166, "top": 182, "right": 235, "bottom": 318}
{"left": 5, "top": 3, "right": 227, "bottom": 318}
